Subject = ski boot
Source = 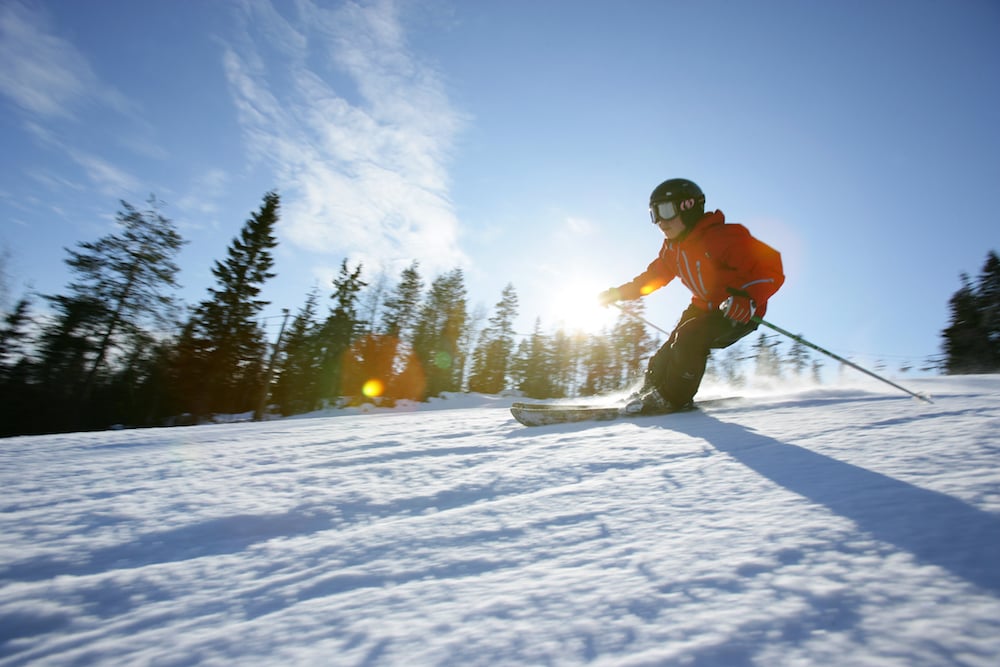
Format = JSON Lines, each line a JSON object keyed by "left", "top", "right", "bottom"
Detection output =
{"left": 623, "top": 387, "right": 671, "bottom": 415}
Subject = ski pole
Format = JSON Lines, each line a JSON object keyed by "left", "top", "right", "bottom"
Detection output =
{"left": 610, "top": 302, "right": 671, "bottom": 337}
{"left": 610, "top": 303, "right": 933, "bottom": 403}
{"left": 751, "top": 316, "right": 933, "bottom": 403}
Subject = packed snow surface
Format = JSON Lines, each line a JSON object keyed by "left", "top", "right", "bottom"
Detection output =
{"left": 2, "top": 376, "right": 999, "bottom": 666}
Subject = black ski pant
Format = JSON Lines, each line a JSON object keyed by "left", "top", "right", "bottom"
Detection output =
{"left": 646, "top": 303, "right": 758, "bottom": 405}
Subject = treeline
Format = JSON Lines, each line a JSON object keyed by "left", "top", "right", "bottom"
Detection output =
{"left": 0, "top": 191, "right": 845, "bottom": 437}
{"left": 941, "top": 250, "right": 1000, "bottom": 374}
{"left": 1, "top": 193, "right": 280, "bottom": 436}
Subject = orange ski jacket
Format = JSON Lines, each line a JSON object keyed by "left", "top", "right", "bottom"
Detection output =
{"left": 614, "top": 210, "right": 785, "bottom": 317}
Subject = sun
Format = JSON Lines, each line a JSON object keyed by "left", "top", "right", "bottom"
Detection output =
{"left": 545, "top": 282, "right": 619, "bottom": 334}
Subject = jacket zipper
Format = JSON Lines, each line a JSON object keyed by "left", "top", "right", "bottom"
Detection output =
{"left": 677, "top": 248, "right": 709, "bottom": 302}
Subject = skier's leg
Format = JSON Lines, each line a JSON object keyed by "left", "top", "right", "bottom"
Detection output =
{"left": 647, "top": 308, "right": 758, "bottom": 406}
{"left": 639, "top": 306, "right": 710, "bottom": 407}
{"left": 654, "top": 318, "right": 713, "bottom": 407}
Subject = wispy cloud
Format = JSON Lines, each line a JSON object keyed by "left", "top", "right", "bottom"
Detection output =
{"left": 174, "top": 168, "right": 231, "bottom": 232}
{"left": 0, "top": 1, "right": 128, "bottom": 118}
{"left": 21, "top": 120, "right": 142, "bottom": 198}
{"left": 224, "top": 0, "right": 468, "bottom": 277}
{"left": 1, "top": 1, "right": 148, "bottom": 204}
{"left": 68, "top": 151, "right": 142, "bottom": 197}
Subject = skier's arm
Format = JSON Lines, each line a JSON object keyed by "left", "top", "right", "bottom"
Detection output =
{"left": 599, "top": 257, "right": 675, "bottom": 305}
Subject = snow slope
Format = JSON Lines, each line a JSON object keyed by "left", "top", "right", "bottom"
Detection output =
{"left": 1, "top": 376, "right": 999, "bottom": 666}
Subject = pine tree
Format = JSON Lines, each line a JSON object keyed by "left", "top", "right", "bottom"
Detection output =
{"left": 942, "top": 276, "right": 984, "bottom": 373}
{"left": 513, "top": 318, "right": 556, "bottom": 399}
{"left": 509, "top": 337, "right": 530, "bottom": 395}
{"left": 718, "top": 342, "right": 748, "bottom": 388}
{"left": 811, "top": 359, "right": 824, "bottom": 384}
{"left": 942, "top": 251, "right": 1000, "bottom": 373}
{"left": 178, "top": 191, "right": 279, "bottom": 416}
{"left": 0, "top": 297, "right": 38, "bottom": 436}
{"left": 468, "top": 283, "right": 519, "bottom": 394}
{"left": 786, "top": 339, "right": 811, "bottom": 378}
{"left": 977, "top": 251, "right": 1000, "bottom": 365}
{"left": 411, "top": 269, "right": 468, "bottom": 398}
{"left": 752, "top": 332, "right": 782, "bottom": 379}
{"left": 119, "top": 339, "right": 177, "bottom": 427}
{"left": 548, "top": 328, "right": 579, "bottom": 398}
{"left": 318, "top": 260, "right": 367, "bottom": 402}
{"left": 272, "top": 287, "right": 323, "bottom": 415}
{"left": 381, "top": 261, "right": 424, "bottom": 339}
{"left": 35, "top": 296, "right": 105, "bottom": 402}
{"left": 34, "top": 197, "right": 185, "bottom": 431}
{"left": 610, "top": 302, "right": 657, "bottom": 387}
{"left": 0, "top": 297, "right": 32, "bottom": 376}
{"left": 580, "top": 335, "right": 616, "bottom": 396}
{"left": 377, "top": 262, "right": 424, "bottom": 401}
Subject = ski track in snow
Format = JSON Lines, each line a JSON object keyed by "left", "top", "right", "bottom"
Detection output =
{"left": 1, "top": 376, "right": 999, "bottom": 666}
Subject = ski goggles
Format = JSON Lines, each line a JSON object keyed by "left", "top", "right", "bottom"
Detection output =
{"left": 649, "top": 200, "right": 681, "bottom": 224}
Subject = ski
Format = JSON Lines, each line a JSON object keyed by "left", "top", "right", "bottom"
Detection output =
{"left": 510, "top": 403, "right": 624, "bottom": 426}
{"left": 510, "top": 401, "right": 621, "bottom": 411}
{"left": 509, "top": 397, "right": 738, "bottom": 427}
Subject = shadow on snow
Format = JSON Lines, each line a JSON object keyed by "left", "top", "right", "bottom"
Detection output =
{"left": 669, "top": 415, "right": 1000, "bottom": 596}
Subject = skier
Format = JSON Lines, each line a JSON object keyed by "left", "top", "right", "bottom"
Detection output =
{"left": 598, "top": 178, "right": 785, "bottom": 414}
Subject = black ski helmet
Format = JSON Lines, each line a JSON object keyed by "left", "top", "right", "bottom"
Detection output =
{"left": 649, "top": 178, "right": 706, "bottom": 228}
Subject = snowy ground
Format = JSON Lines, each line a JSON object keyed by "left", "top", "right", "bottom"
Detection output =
{"left": 1, "top": 375, "right": 999, "bottom": 666}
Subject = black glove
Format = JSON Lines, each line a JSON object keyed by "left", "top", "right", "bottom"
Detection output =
{"left": 720, "top": 295, "right": 756, "bottom": 323}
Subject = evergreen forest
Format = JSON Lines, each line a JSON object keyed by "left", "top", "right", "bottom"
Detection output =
{"left": 940, "top": 250, "right": 1000, "bottom": 374}
{"left": 1, "top": 194, "right": 988, "bottom": 437}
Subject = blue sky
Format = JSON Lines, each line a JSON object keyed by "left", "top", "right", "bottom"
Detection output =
{"left": 1, "top": 0, "right": 998, "bottom": 375}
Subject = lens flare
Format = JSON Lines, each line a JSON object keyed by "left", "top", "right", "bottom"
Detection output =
{"left": 640, "top": 278, "right": 666, "bottom": 296}
{"left": 362, "top": 379, "right": 384, "bottom": 398}
{"left": 433, "top": 351, "right": 452, "bottom": 369}
{"left": 547, "top": 282, "right": 618, "bottom": 333}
